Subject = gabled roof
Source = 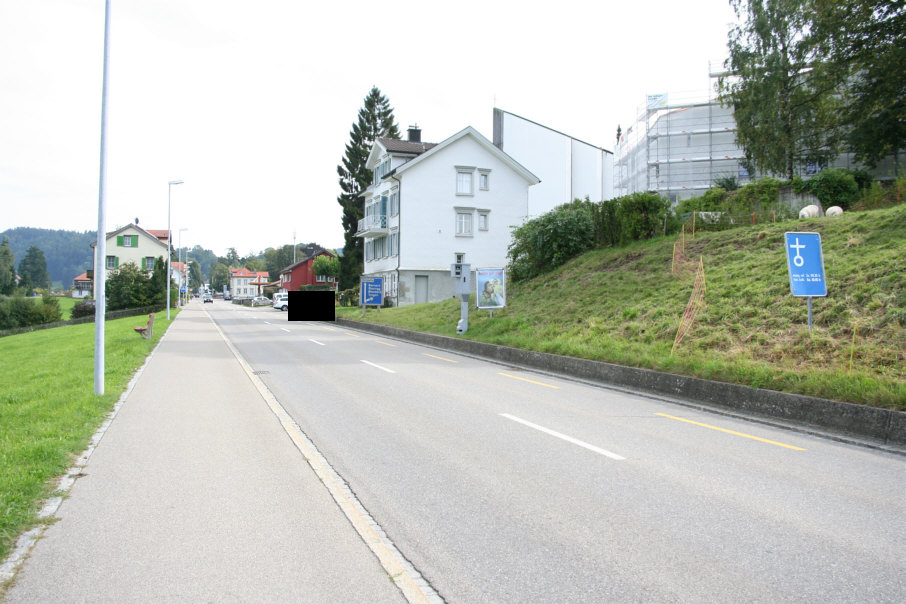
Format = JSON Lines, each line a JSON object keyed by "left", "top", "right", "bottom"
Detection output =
{"left": 393, "top": 126, "right": 540, "bottom": 184}
{"left": 73, "top": 272, "right": 91, "bottom": 282}
{"left": 89, "top": 223, "right": 168, "bottom": 250}
{"left": 229, "top": 267, "right": 269, "bottom": 279}
{"left": 365, "top": 137, "right": 437, "bottom": 170}
{"left": 279, "top": 247, "right": 335, "bottom": 275}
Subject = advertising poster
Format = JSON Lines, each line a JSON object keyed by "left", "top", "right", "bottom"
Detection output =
{"left": 476, "top": 269, "right": 505, "bottom": 309}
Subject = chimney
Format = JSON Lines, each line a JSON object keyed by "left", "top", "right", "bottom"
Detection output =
{"left": 407, "top": 124, "right": 421, "bottom": 143}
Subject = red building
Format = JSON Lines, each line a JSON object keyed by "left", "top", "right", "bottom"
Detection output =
{"left": 278, "top": 248, "right": 337, "bottom": 293}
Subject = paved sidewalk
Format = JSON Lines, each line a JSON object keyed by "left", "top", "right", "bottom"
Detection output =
{"left": 5, "top": 302, "right": 404, "bottom": 603}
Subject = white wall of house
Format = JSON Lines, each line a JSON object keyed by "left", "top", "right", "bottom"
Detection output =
{"left": 93, "top": 225, "right": 168, "bottom": 280}
{"left": 361, "top": 127, "right": 537, "bottom": 306}
{"left": 493, "top": 109, "right": 614, "bottom": 217}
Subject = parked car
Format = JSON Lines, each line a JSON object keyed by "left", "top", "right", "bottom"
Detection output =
{"left": 273, "top": 293, "right": 288, "bottom": 311}
{"left": 251, "top": 296, "right": 270, "bottom": 306}
{"left": 203, "top": 293, "right": 213, "bottom": 303}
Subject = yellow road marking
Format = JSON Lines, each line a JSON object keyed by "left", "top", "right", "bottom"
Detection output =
{"left": 498, "top": 372, "right": 559, "bottom": 389}
{"left": 424, "top": 353, "right": 457, "bottom": 363}
{"left": 342, "top": 331, "right": 361, "bottom": 337}
{"left": 321, "top": 326, "right": 337, "bottom": 331}
{"left": 657, "top": 413, "right": 806, "bottom": 450}
{"left": 375, "top": 340, "right": 396, "bottom": 347}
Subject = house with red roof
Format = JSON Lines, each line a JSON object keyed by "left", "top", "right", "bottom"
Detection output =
{"left": 277, "top": 248, "right": 337, "bottom": 293}
{"left": 229, "top": 267, "right": 271, "bottom": 299}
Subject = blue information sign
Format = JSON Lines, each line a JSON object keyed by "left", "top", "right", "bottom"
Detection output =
{"left": 360, "top": 276, "right": 384, "bottom": 306}
{"left": 784, "top": 232, "right": 827, "bottom": 297}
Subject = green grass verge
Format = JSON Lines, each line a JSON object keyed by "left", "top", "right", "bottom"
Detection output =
{"left": 0, "top": 311, "right": 176, "bottom": 563}
{"left": 340, "top": 204, "right": 906, "bottom": 410}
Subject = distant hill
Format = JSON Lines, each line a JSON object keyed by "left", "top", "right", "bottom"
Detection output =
{"left": 1, "top": 227, "right": 96, "bottom": 288}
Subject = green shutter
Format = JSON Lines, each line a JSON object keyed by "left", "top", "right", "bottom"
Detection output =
{"left": 132, "top": 235, "right": 138, "bottom": 247}
{"left": 115, "top": 257, "right": 119, "bottom": 268}
{"left": 117, "top": 235, "right": 124, "bottom": 247}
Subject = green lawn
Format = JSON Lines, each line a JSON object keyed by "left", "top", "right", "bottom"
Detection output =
{"left": 0, "top": 311, "right": 176, "bottom": 564}
{"left": 340, "top": 204, "right": 906, "bottom": 409}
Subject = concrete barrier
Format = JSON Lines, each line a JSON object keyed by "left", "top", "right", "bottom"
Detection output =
{"left": 337, "top": 319, "right": 905, "bottom": 451}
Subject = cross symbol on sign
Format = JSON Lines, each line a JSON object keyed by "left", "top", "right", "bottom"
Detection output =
{"left": 789, "top": 237, "right": 806, "bottom": 267}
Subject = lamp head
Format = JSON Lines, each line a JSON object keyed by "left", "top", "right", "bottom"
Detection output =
{"left": 168, "top": 179, "right": 184, "bottom": 185}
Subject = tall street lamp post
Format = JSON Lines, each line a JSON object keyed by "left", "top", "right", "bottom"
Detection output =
{"left": 167, "top": 180, "right": 184, "bottom": 320}
{"left": 178, "top": 227, "right": 188, "bottom": 306}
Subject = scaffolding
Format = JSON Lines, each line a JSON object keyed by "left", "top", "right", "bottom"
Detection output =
{"left": 614, "top": 78, "right": 746, "bottom": 203}
{"left": 615, "top": 71, "right": 904, "bottom": 203}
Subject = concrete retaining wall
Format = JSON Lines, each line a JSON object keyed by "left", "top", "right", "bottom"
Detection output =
{"left": 337, "top": 319, "right": 905, "bottom": 450}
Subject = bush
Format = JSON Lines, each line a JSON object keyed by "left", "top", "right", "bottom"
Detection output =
{"left": 338, "top": 287, "right": 359, "bottom": 306}
{"left": 508, "top": 193, "right": 672, "bottom": 281}
{"left": 71, "top": 299, "right": 96, "bottom": 319}
{"left": 801, "top": 168, "right": 859, "bottom": 210}
{"left": 0, "top": 296, "right": 62, "bottom": 330}
{"left": 508, "top": 199, "right": 595, "bottom": 281}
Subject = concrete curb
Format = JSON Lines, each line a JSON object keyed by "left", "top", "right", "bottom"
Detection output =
{"left": 337, "top": 319, "right": 905, "bottom": 452}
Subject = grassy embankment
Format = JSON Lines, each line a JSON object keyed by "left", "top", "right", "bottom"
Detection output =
{"left": 0, "top": 312, "right": 176, "bottom": 564}
{"left": 340, "top": 204, "right": 905, "bottom": 409}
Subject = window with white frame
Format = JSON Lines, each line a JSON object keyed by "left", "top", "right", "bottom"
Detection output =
{"left": 106, "top": 255, "right": 117, "bottom": 269}
{"left": 390, "top": 231, "right": 398, "bottom": 256}
{"left": 455, "top": 208, "right": 474, "bottom": 236}
{"left": 390, "top": 190, "right": 399, "bottom": 216}
{"left": 478, "top": 210, "right": 490, "bottom": 231}
{"left": 144, "top": 257, "right": 155, "bottom": 270}
{"left": 479, "top": 169, "right": 490, "bottom": 191}
{"left": 456, "top": 167, "right": 475, "bottom": 196}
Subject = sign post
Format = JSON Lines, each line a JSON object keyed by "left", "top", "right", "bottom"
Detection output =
{"left": 360, "top": 276, "right": 383, "bottom": 316}
{"left": 784, "top": 232, "right": 828, "bottom": 331}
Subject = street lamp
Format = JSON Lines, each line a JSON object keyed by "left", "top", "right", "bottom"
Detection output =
{"left": 167, "top": 179, "right": 184, "bottom": 320}
{"left": 178, "top": 228, "right": 188, "bottom": 306}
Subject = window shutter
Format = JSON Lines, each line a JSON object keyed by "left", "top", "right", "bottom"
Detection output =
{"left": 115, "top": 257, "right": 119, "bottom": 268}
{"left": 117, "top": 235, "right": 123, "bottom": 247}
{"left": 131, "top": 235, "right": 137, "bottom": 247}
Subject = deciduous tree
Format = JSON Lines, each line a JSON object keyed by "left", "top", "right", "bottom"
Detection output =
{"left": 721, "top": 0, "right": 842, "bottom": 180}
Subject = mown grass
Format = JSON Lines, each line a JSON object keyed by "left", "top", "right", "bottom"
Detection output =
{"left": 340, "top": 204, "right": 905, "bottom": 409}
{"left": 0, "top": 312, "right": 176, "bottom": 563}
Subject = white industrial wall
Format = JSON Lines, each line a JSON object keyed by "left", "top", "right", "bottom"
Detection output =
{"left": 494, "top": 109, "right": 614, "bottom": 217}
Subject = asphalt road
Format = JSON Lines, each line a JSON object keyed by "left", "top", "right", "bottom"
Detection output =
{"left": 209, "top": 302, "right": 905, "bottom": 603}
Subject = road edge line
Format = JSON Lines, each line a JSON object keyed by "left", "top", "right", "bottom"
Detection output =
{"left": 207, "top": 310, "right": 442, "bottom": 604}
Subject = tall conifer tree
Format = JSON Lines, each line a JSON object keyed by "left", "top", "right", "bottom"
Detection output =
{"left": 336, "top": 87, "right": 400, "bottom": 290}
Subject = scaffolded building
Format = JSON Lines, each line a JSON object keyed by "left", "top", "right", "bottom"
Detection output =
{"left": 615, "top": 72, "right": 903, "bottom": 203}
{"left": 614, "top": 87, "right": 744, "bottom": 203}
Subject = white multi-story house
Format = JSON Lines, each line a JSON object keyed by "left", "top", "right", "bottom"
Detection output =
{"left": 357, "top": 126, "right": 539, "bottom": 306}
{"left": 90, "top": 223, "right": 169, "bottom": 295}
{"left": 229, "top": 267, "right": 270, "bottom": 299}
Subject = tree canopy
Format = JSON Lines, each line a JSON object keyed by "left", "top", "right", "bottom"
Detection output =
{"left": 812, "top": 0, "right": 905, "bottom": 170}
{"left": 0, "top": 239, "right": 16, "bottom": 295}
{"left": 721, "top": 0, "right": 842, "bottom": 180}
{"left": 336, "top": 86, "right": 400, "bottom": 289}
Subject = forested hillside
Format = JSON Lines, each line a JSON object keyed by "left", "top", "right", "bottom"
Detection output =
{"left": 1, "top": 228, "right": 95, "bottom": 287}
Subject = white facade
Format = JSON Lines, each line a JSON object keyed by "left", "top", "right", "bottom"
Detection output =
{"left": 358, "top": 126, "right": 539, "bottom": 307}
{"left": 91, "top": 224, "right": 168, "bottom": 282}
{"left": 493, "top": 109, "right": 613, "bottom": 216}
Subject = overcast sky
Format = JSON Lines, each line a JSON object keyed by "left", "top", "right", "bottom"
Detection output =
{"left": 1, "top": 0, "right": 738, "bottom": 258}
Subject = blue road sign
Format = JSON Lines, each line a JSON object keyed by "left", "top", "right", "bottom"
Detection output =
{"left": 784, "top": 232, "right": 827, "bottom": 297}
{"left": 360, "top": 276, "right": 384, "bottom": 306}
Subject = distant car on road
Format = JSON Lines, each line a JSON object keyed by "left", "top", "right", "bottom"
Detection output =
{"left": 251, "top": 296, "right": 270, "bottom": 306}
{"left": 203, "top": 293, "right": 213, "bottom": 303}
{"left": 273, "top": 293, "right": 288, "bottom": 311}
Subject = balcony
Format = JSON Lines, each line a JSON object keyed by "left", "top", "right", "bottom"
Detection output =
{"left": 356, "top": 213, "right": 389, "bottom": 237}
